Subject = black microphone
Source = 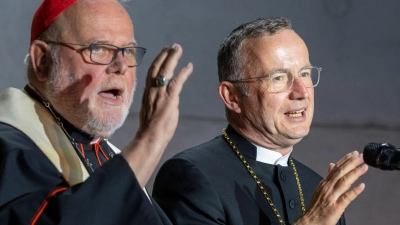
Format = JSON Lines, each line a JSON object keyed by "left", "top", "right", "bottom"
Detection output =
{"left": 363, "top": 142, "right": 400, "bottom": 170}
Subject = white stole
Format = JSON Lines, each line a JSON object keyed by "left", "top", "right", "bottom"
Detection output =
{"left": 0, "top": 87, "right": 121, "bottom": 186}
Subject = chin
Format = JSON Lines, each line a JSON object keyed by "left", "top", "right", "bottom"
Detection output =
{"left": 83, "top": 119, "right": 123, "bottom": 138}
{"left": 78, "top": 94, "right": 132, "bottom": 137}
{"left": 286, "top": 125, "right": 310, "bottom": 140}
{"left": 291, "top": 131, "right": 310, "bottom": 140}
{"left": 81, "top": 108, "right": 129, "bottom": 137}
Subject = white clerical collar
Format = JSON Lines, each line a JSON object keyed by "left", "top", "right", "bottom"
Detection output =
{"left": 252, "top": 142, "right": 292, "bottom": 166}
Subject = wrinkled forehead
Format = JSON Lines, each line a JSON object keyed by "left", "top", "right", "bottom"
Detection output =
{"left": 58, "top": 0, "right": 134, "bottom": 42}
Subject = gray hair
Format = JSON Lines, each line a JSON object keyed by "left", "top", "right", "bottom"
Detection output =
{"left": 25, "top": 21, "right": 63, "bottom": 82}
{"left": 217, "top": 17, "right": 292, "bottom": 95}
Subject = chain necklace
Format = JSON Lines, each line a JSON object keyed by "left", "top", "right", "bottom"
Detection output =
{"left": 222, "top": 128, "right": 305, "bottom": 225}
{"left": 26, "top": 84, "right": 115, "bottom": 173}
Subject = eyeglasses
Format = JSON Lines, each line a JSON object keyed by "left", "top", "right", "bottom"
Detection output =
{"left": 46, "top": 41, "right": 147, "bottom": 67}
{"left": 228, "top": 66, "right": 322, "bottom": 93}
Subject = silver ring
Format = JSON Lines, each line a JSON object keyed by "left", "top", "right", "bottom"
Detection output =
{"left": 156, "top": 75, "right": 169, "bottom": 87}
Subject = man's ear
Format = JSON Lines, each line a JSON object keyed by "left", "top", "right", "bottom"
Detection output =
{"left": 29, "top": 40, "right": 50, "bottom": 81}
{"left": 218, "top": 81, "right": 242, "bottom": 114}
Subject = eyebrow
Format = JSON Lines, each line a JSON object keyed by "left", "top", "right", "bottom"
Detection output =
{"left": 270, "top": 68, "right": 291, "bottom": 74}
{"left": 300, "top": 64, "right": 313, "bottom": 70}
{"left": 90, "top": 40, "right": 138, "bottom": 47}
{"left": 125, "top": 41, "right": 138, "bottom": 47}
{"left": 269, "top": 65, "right": 314, "bottom": 74}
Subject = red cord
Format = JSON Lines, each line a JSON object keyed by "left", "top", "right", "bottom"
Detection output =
{"left": 30, "top": 187, "right": 68, "bottom": 225}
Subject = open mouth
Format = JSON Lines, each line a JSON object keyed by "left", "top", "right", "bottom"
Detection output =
{"left": 285, "top": 109, "right": 305, "bottom": 118}
{"left": 99, "top": 88, "right": 123, "bottom": 100}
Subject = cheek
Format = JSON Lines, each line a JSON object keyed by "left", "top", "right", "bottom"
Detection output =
{"left": 76, "top": 68, "right": 105, "bottom": 99}
{"left": 80, "top": 75, "right": 96, "bottom": 91}
{"left": 125, "top": 73, "right": 136, "bottom": 89}
{"left": 121, "top": 67, "right": 136, "bottom": 85}
{"left": 308, "top": 89, "right": 315, "bottom": 108}
{"left": 259, "top": 93, "right": 286, "bottom": 115}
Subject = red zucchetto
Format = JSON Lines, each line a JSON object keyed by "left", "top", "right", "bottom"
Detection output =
{"left": 30, "top": 0, "right": 77, "bottom": 43}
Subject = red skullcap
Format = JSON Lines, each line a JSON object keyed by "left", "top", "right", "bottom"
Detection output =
{"left": 30, "top": 0, "right": 78, "bottom": 43}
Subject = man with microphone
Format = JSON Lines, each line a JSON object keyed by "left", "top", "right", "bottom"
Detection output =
{"left": 153, "top": 17, "right": 368, "bottom": 225}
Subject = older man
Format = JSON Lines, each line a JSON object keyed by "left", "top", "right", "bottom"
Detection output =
{"left": 0, "top": 0, "right": 192, "bottom": 224}
{"left": 153, "top": 18, "right": 367, "bottom": 225}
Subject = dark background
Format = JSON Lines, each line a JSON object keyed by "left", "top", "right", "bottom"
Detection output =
{"left": 1, "top": 1, "right": 399, "bottom": 224}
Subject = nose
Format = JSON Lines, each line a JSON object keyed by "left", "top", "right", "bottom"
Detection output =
{"left": 289, "top": 76, "right": 309, "bottom": 100}
{"left": 106, "top": 50, "right": 128, "bottom": 75}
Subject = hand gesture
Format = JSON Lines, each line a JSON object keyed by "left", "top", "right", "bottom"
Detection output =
{"left": 138, "top": 44, "right": 193, "bottom": 142}
{"left": 294, "top": 151, "right": 368, "bottom": 225}
{"left": 122, "top": 44, "right": 193, "bottom": 187}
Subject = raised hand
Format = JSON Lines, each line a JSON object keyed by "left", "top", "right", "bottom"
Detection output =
{"left": 294, "top": 151, "right": 368, "bottom": 225}
{"left": 139, "top": 44, "right": 192, "bottom": 143}
{"left": 122, "top": 44, "right": 193, "bottom": 187}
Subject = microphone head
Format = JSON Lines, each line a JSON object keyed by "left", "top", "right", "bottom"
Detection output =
{"left": 363, "top": 142, "right": 381, "bottom": 167}
{"left": 363, "top": 142, "right": 397, "bottom": 170}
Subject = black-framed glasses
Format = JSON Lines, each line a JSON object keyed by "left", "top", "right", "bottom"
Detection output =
{"left": 46, "top": 41, "right": 147, "bottom": 67}
{"left": 227, "top": 66, "right": 322, "bottom": 93}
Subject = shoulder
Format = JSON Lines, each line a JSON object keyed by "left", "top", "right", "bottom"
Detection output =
{"left": 0, "top": 122, "right": 55, "bottom": 171}
{"left": 155, "top": 133, "right": 250, "bottom": 193}
{"left": 172, "top": 135, "right": 232, "bottom": 163}
{"left": 0, "top": 122, "right": 39, "bottom": 152}
{"left": 154, "top": 135, "right": 233, "bottom": 192}
{"left": 153, "top": 145, "right": 225, "bottom": 224}
{"left": 0, "top": 123, "right": 67, "bottom": 207}
{"left": 157, "top": 134, "right": 240, "bottom": 179}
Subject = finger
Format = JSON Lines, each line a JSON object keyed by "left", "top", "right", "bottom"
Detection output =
{"left": 168, "top": 62, "right": 193, "bottom": 96}
{"left": 328, "top": 163, "right": 335, "bottom": 173}
{"left": 335, "top": 151, "right": 359, "bottom": 168}
{"left": 325, "top": 151, "right": 359, "bottom": 181}
{"left": 142, "top": 46, "right": 169, "bottom": 105}
{"left": 336, "top": 182, "right": 366, "bottom": 208}
{"left": 158, "top": 43, "right": 183, "bottom": 81}
{"left": 333, "top": 162, "right": 368, "bottom": 194}
{"left": 329, "top": 155, "right": 365, "bottom": 185}
{"left": 147, "top": 46, "right": 170, "bottom": 82}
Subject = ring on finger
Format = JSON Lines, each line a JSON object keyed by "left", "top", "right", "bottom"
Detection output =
{"left": 156, "top": 74, "right": 169, "bottom": 87}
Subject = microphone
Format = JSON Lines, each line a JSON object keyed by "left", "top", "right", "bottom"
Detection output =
{"left": 363, "top": 142, "right": 400, "bottom": 170}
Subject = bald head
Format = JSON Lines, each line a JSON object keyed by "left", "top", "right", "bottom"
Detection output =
{"left": 50, "top": 0, "right": 133, "bottom": 43}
